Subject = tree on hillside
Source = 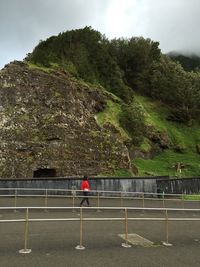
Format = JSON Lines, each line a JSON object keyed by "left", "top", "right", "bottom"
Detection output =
{"left": 26, "top": 27, "right": 200, "bottom": 124}
{"left": 110, "top": 37, "right": 161, "bottom": 93}
{"left": 27, "top": 27, "right": 133, "bottom": 102}
{"left": 119, "top": 100, "right": 146, "bottom": 145}
{"left": 149, "top": 56, "right": 200, "bottom": 123}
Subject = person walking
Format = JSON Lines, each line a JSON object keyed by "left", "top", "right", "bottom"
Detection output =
{"left": 80, "top": 175, "right": 90, "bottom": 206}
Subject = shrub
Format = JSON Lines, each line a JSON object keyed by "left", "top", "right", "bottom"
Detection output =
{"left": 119, "top": 101, "right": 146, "bottom": 145}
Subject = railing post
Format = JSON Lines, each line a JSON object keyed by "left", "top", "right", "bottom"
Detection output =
{"left": 162, "top": 192, "right": 165, "bottom": 210}
{"left": 75, "top": 207, "right": 85, "bottom": 250}
{"left": 121, "top": 208, "right": 131, "bottom": 248}
{"left": 142, "top": 193, "right": 145, "bottom": 212}
{"left": 71, "top": 187, "right": 76, "bottom": 212}
{"left": 120, "top": 192, "right": 124, "bottom": 212}
{"left": 14, "top": 189, "right": 17, "bottom": 213}
{"left": 19, "top": 208, "right": 32, "bottom": 253}
{"left": 44, "top": 189, "right": 48, "bottom": 212}
{"left": 182, "top": 194, "right": 185, "bottom": 211}
{"left": 97, "top": 192, "right": 101, "bottom": 212}
{"left": 72, "top": 195, "right": 75, "bottom": 212}
{"left": 162, "top": 209, "right": 172, "bottom": 246}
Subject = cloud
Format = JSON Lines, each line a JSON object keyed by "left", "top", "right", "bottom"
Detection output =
{"left": 0, "top": 0, "right": 200, "bottom": 68}
{"left": 104, "top": 0, "right": 149, "bottom": 38}
{"left": 143, "top": 0, "right": 200, "bottom": 54}
{"left": 103, "top": 0, "right": 200, "bottom": 54}
{"left": 0, "top": 0, "right": 108, "bottom": 68}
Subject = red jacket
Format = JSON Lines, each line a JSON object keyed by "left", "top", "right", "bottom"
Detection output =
{"left": 81, "top": 180, "right": 90, "bottom": 191}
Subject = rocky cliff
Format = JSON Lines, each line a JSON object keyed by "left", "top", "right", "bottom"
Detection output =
{"left": 0, "top": 61, "right": 132, "bottom": 178}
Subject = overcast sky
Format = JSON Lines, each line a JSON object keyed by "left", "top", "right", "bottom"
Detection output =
{"left": 0, "top": 0, "right": 200, "bottom": 69}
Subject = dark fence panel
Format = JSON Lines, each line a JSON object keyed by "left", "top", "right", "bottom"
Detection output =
{"left": 0, "top": 176, "right": 169, "bottom": 195}
{"left": 157, "top": 177, "right": 200, "bottom": 194}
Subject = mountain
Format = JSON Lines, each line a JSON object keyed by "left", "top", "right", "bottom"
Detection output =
{"left": 168, "top": 51, "right": 200, "bottom": 71}
{"left": 1, "top": 27, "right": 200, "bottom": 178}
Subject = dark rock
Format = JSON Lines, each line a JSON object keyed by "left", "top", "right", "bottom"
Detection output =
{"left": 0, "top": 61, "right": 132, "bottom": 178}
{"left": 129, "top": 144, "right": 162, "bottom": 160}
{"left": 146, "top": 126, "right": 170, "bottom": 149}
{"left": 196, "top": 144, "right": 200, "bottom": 154}
{"left": 103, "top": 122, "right": 120, "bottom": 134}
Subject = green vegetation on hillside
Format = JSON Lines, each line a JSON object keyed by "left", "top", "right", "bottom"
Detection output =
{"left": 96, "top": 99, "right": 129, "bottom": 141}
{"left": 119, "top": 101, "right": 146, "bottom": 145}
{"left": 96, "top": 93, "right": 200, "bottom": 177}
{"left": 133, "top": 95, "right": 200, "bottom": 177}
{"left": 26, "top": 26, "right": 200, "bottom": 125}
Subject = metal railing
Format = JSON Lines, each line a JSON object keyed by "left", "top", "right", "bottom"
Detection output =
{"left": 1, "top": 206, "right": 200, "bottom": 253}
{"left": 0, "top": 187, "right": 198, "bottom": 198}
{"left": 0, "top": 188, "right": 200, "bottom": 211}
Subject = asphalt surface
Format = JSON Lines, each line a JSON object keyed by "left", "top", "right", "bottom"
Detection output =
{"left": 0, "top": 196, "right": 200, "bottom": 267}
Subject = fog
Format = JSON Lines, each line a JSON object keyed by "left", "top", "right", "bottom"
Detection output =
{"left": 0, "top": 0, "right": 200, "bottom": 68}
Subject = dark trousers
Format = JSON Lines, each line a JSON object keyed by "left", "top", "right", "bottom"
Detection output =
{"left": 80, "top": 191, "right": 90, "bottom": 206}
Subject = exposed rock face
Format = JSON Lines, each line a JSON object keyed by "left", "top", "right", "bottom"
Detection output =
{"left": 0, "top": 61, "right": 131, "bottom": 178}
{"left": 146, "top": 126, "right": 170, "bottom": 149}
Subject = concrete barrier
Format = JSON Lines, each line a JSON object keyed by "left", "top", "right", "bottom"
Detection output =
{"left": 0, "top": 176, "right": 168, "bottom": 195}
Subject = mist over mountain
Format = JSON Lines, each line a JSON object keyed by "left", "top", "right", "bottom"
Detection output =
{"left": 167, "top": 51, "right": 200, "bottom": 71}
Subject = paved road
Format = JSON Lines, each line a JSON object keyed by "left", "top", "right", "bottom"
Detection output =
{"left": 0, "top": 197, "right": 200, "bottom": 267}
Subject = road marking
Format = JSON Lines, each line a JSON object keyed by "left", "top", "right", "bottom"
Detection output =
{"left": 118, "top": 233, "right": 154, "bottom": 247}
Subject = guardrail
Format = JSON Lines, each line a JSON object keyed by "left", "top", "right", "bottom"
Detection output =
{"left": 1, "top": 206, "right": 200, "bottom": 253}
{"left": 0, "top": 188, "right": 199, "bottom": 211}
{"left": 0, "top": 187, "right": 197, "bottom": 198}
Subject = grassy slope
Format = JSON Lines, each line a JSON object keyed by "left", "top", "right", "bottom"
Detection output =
{"left": 96, "top": 99, "right": 133, "bottom": 177}
{"left": 134, "top": 95, "right": 200, "bottom": 177}
{"left": 96, "top": 93, "right": 200, "bottom": 177}
{"left": 96, "top": 99, "right": 130, "bottom": 142}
